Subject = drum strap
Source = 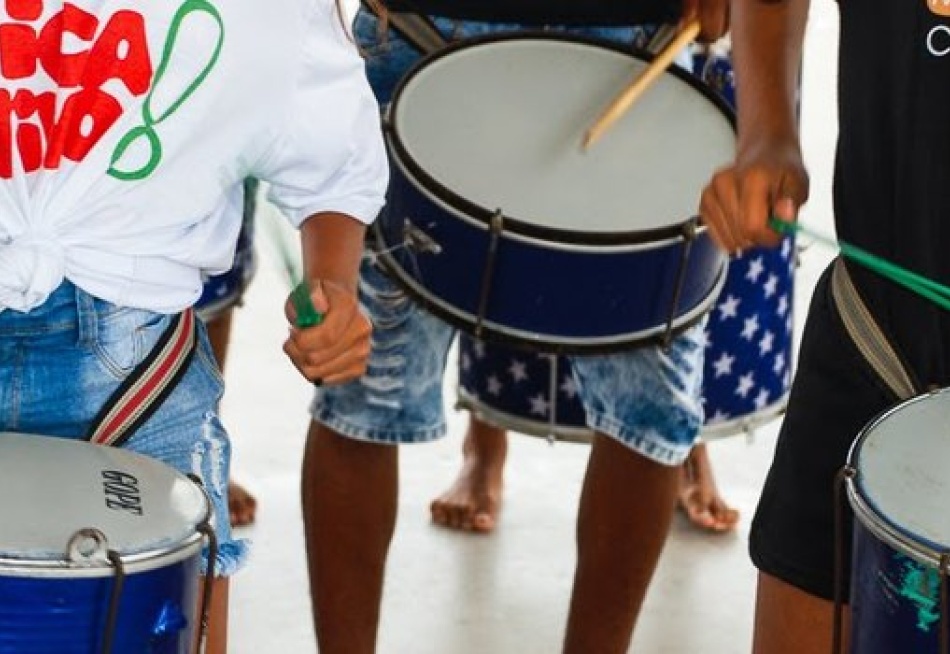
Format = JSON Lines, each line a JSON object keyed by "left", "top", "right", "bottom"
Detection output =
{"left": 830, "top": 257, "right": 920, "bottom": 400}
{"left": 361, "top": 2, "right": 447, "bottom": 55}
{"left": 85, "top": 309, "right": 198, "bottom": 447}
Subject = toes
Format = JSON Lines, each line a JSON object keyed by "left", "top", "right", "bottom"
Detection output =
{"left": 708, "top": 502, "right": 740, "bottom": 532}
{"left": 678, "top": 488, "right": 739, "bottom": 533}
{"left": 228, "top": 484, "right": 258, "bottom": 527}
{"left": 471, "top": 511, "right": 496, "bottom": 533}
{"left": 430, "top": 500, "right": 450, "bottom": 527}
{"left": 430, "top": 498, "right": 498, "bottom": 533}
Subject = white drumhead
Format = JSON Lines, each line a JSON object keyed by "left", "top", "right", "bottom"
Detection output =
{"left": 852, "top": 389, "right": 950, "bottom": 548}
{"left": 0, "top": 433, "right": 208, "bottom": 563}
{"left": 391, "top": 37, "right": 735, "bottom": 234}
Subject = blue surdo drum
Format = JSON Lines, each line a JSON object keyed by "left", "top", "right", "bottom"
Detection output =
{"left": 0, "top": 433, "right": 212, "bottom": 654}
{"left": 845, "top": 390, "right": 950, "bottom": 653}
{"left": 375, "top": 34, "right": 734, "bottom": 353}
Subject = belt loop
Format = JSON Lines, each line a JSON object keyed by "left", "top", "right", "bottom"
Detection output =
{"left": 74, "top": 283, "right": 98, "bottom": 347}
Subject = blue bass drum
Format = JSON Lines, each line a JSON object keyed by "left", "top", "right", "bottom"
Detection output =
{"left": 0, "top": 433, "right": 212, "bottom": 654}
{"left": 845, "top": 390, "right": 950, "bottom": 653}
{"left": 374, "top": 34, "right": 733, "bottom": 353}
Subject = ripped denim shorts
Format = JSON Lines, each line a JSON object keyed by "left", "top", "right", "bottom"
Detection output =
{"left": 0, "top": 282, "right": 248, "bottom": 576}
{"left": 311, "top": 258, "right": 706, "bottom": 466}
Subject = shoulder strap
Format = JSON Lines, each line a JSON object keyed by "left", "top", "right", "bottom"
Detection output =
{"left": 830, "top": 258, "right": 919, "bottom": 400}
{"left": 86, "top": 309, "right": 198, "bottom": 447}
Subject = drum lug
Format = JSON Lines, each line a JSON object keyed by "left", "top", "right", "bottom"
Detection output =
{"left": 66, "top": 528, "right": 110, "bottom": 564}
{"left": 403, "top": 219, "right": 443, "bottom": 254}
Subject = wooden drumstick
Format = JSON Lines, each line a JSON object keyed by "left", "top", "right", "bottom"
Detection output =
{"left": 582, "top": 20, "right": 701, "bottom": 151}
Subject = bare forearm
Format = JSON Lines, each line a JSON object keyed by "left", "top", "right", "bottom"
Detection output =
{"left": 732, "top": 0, "right": 810, "bottom": 155}
{"left": 299, "top": 212, "right": 367, "bottom": 292}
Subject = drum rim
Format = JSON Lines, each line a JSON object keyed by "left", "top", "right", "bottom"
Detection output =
{"left": 0, "top": 532, "right": 206, "bottom": 578}
{"left": 458, "top": 387, "right": 790, "bottom": 442}
{"left": 371, "top": 234, "right": 729, "bottom": 354}
{"left": 383, "top": 31, "right": 737, "bottom": 248}
{"left": 0, "top": 432, "right": 213, "bottom": 577}
{"left": 846, "top": 391, "right": 950, "bottom": 571}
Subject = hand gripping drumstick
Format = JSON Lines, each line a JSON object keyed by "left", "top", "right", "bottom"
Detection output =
{"left": 582, "top": 20, "right": 701, "bottom": 150}
{"left": 263, "top": 211, "right": 324, "bottom": 328}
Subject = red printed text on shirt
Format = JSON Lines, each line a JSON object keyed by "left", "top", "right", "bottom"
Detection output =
{"left": 0, "top": 0, "right": 153, "bottom": 179}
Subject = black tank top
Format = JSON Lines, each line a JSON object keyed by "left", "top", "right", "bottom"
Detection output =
{"left": 382, "top": 0, "right": 681, "bottom": 27}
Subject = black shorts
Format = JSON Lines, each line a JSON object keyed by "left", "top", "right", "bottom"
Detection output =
{"left": 749, "top": 262, "right": 898, "bottom": 601}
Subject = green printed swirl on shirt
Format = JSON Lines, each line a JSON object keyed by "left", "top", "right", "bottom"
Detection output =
{"left": 109, "top": 0, "right": 225, "bottom": 181}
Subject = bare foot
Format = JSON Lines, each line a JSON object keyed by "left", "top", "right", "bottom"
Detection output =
{"left": 677, "top": 443, "right": 739, "bottom": 533}
{"left": 430, "top": 418, "right": 507, "bottom": 533}
{"left": 229, "top": 481, "right": 258, "bottom": 527}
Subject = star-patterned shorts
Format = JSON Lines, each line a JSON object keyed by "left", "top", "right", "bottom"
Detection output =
{"left": 310, "top": 258, "right": 706, "bottom": 465}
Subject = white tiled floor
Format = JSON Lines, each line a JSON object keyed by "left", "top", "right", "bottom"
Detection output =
{"left": 225, "top": 6, "right": 840, "bottom": 652}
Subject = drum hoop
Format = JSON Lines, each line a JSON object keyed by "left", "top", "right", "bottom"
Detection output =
{"left": 846, "top": 393, "right": 950, "bottom": 571}
{"left": 459, "top": 385, "right": 790, "bottom": 442}
{"left": 0, "top": 531, "right": 206, "bottom": 578}
{"left": 384, "top": 31, "right": 736, "bottom": 248}
{"left": 847, "top": 482, "right": 948, "bottom": 572}
{"left": 372, "top": 235, "right": 728, "bottom": 354}
{"left": 387, "top": 152, "right": 708, "bottom": 253}
{"left": 457, "top": 389, "right": 594, "bottom": 443}
{"left": 700, "top": 396, "right": 789, "bottom": 441}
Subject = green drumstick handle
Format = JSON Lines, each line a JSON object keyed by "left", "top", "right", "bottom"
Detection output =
{"left": 291, "top": 281, "right": 324, "bottom": 328}
{"left": 769, "top": 216, "right": 950, "bottom": 312}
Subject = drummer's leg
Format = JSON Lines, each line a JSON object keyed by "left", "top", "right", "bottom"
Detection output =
{"left": 303, "top": 259, "right": 457, "bottom": 654}
{"left": 199, "top": 578, "right": 230, "bottom": 654}
{"left": 563, "top": 321, "right": 706, "bottom": 653}
{"left": 429, "top": 414, "right": 508, "bottom": 532}
{"left": 748, "top": 265, "right": 895, "bottom": 654}
{"left": 677, "top": 442, "right": 740, "bottom": 532}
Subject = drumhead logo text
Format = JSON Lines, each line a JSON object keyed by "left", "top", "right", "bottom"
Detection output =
{"left": 0, "top": 0, "right": 224, "bottom": 182}
{"left": 101, "top": 469, "right": 144, "bottom": 516}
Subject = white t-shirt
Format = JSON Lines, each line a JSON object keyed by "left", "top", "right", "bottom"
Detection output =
{"left": 0, "top": 0, "right": 388, "bottom": 313}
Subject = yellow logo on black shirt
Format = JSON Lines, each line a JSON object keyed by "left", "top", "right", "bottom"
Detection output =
{"left": 929, "top": 0, "right": 950, "bottom": 17}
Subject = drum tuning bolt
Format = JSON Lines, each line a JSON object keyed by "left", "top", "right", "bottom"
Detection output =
{"left": 403, "top": 219, "right": 442, "bottom": 254}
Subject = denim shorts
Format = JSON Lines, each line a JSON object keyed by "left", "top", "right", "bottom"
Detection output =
{"left": 312, "top": 259, "right": 705, "bottom": 466}
{"left": 0, "top": 282, "right": 247, "bottom": 576}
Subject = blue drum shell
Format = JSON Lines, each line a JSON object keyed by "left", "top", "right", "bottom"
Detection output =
{"left": 375, "top": 165, "right": 727, "bottom": 353}
{"left": 0, "top": 550, "right": 202, "bottom": 654}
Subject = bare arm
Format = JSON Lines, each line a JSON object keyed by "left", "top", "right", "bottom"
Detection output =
{"left": 283, "top": 212, "right": 371, "bottom": 385}
{"left": 699, "top": 0, "right": 811, "bottom": 252}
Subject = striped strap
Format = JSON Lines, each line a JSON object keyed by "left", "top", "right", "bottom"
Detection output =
{"left": 830, "top": 258, "right": 919, "bottom": 400}
{"left": 86, "top": 309, "right": 198, "bottom": 447}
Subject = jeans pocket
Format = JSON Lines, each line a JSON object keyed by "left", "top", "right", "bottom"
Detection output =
{"left": 93, "top": 306, "right": 170, "bottom": 379}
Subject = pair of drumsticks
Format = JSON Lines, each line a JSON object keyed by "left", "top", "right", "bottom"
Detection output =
{"left": 585, "top": 20, "right": 950, "bottom": 310}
